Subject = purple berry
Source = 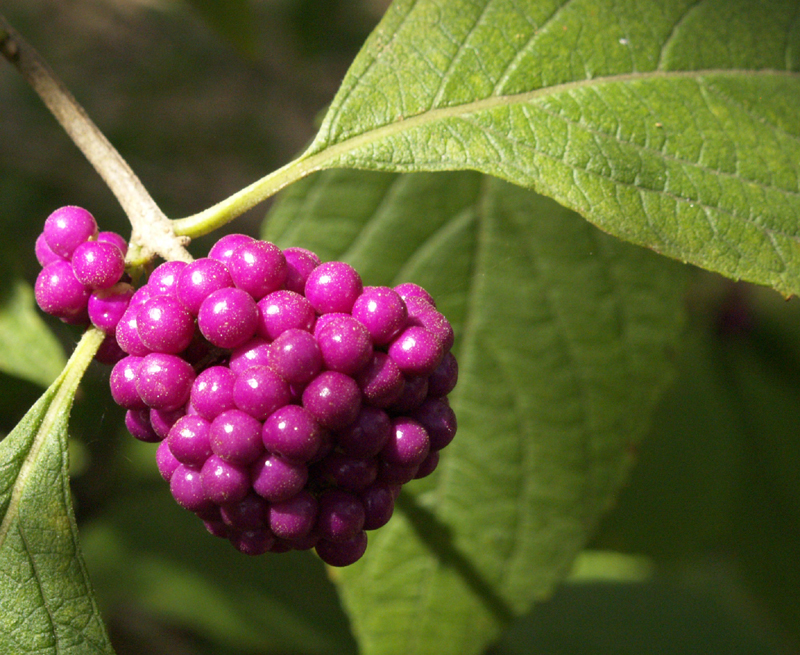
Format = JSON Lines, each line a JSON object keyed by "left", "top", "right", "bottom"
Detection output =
{"left": 209, "top": 408, "right": 265, "bottom": 465}
{"left": 43, "top": 206, "right": 98, "bottom": 258}
{"left": 227, "top": 240, "right": 287, "bottom": 301}
{"left": 220, "top": 493, "right": 268, "bottom": 531}
{"left": 125, "top": 408, "right": 161, "bottom": 442}
{"left": 208, "top": 233, "right": 254, "bottom": 268}
{"left": 268, "top": 490, "right": 318, "bottom": 540}
{"left": 410, "top": 310, "right": 454, "bottom": 352}
{"left": 96, "top": 231, "right": 128, "bottom": 256}
{"left": 232, "top": 365, "right": 291, "bottom": 421}
{"left": 136, "top": 295, "right": 195, "bottom": 354}
{"left": 394, "top": 282, "right": 436, "bottom": 308}
{"left": 388, "top": 326, "right": 444, "bottom": 377}
{"left": 88, "top": 283, "right": 134, "bottom": 334}
{"left": 148, "top": 260, "right": 187, "bottom": 297}
{"left": 251, "top": 452, "right": 308, "bottom": 502}
{"left": 94, "top": 334, "right": 126, "bottom": 365}
{"left": 35, "top": 260, "right": 91, "bottom": 319}
{"left": 282, "top": 247, "right": 320, "bottom": 294}
{"left": 315, "top": 489, "right": 365, "bottom": 543}
{"left": 313, "top": 312, "right": 350, "bottom": 338}
{"left": 388, "top": 375, "right": 429, "bottom": 413}
{"left": 304, "top": 261, "right": 363, "bottom": 314}
{"left": 427, "top": 351, "right": 458, "bottom": 397}
{"left": 361, "top": 481, "right": 398, "bottom": 530}
{"left": 190, "top": 366, "right": 237, "bottom": 421}
{"left": 136, "top": 352, "right": 195, "bottom": 410}
{"left": 355, "top": 352, "right": 405, "bottom": 408}
{"left": 411, "top": 398, "right": 457, "bottom": 450}
{"left": 198, "top": 287, "right": 259, "bottom": 349}
{"left": 71, "top": 240, "right": 126, "bottom": 290}
{"left": 267, "top": 328, "right": 322, "bottom": 386}
{"left": 261, "top": 405, "right": 323, "bottom": 463}
{"left": 170, "top": 464, "right": 214, "bottom": 513}
{"left": 156, "top": 439, "right": 180, "bottom": 481}
{"left": 168, "top": 415, "right": 213, "bottom": 466}
{"left": 128, "top": 285, "right": 153, "bottom": 310}
{"left": 229, "top": 528, "right": 275, "bottom": 556}
{"left": 315, "top": 531, "right": 368, "bottom": 567}
{"left": 35, "top": 232, "right": 66, "bottom": 267}
{"left": 115, "top": 307, "right": 152, "bottom": 356}
{"left": 176, "top": 258, "right": 233, "bottom": 315}
{"left": 317, "top": 452, "right": 378, "bottom": 492}
{"left": 316, "top": 314, "right": 373, "bottom": 375}
{"left": 381, "top": 417, "right": 430, "bottom": 468}
{"left": 351, "top": 286, "right": 408, "bottom": 345}
{"left": 336, "top": 406, "right": 392, "bottom": 459}
{"left": 200, "top": 454, "right": 250, "bottom": 504}
{"left": 377, "top": 459, "right": 419, "bottom": 485}
{"left": 229, "top": 337, "right": 272, "bottom": 375}
{"left": 256, "top": 290, "right": 315, "bottom": 340}
{"left": 150, "top": 407, "right": 186, "bottom": 440}
{"left": 109, "top": 355, "right": 147, "bottom": 410}
{"left": 302, "top": 371, "right": 361, "bottom": 430}
{"left": 414, "top": 449, "right": 440, "bottom": 479}
{"left": 204, "top": 519, "right": 229, "bottom": 539}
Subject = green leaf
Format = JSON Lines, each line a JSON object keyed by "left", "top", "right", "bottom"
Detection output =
{"left": 264, "top": 168, "right": 689, "bottom": 655}
{"left": 0, "top": 280, "right": 66, "bottom": 387}
{"left": 0, "top": 328, "right": 114, "bottom": 655}
{"left": 290, "top": 0, "right": 800, "bottom": 296}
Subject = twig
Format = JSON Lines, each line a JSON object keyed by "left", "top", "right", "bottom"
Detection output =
{"left": 0, "top": 14, "right": 191, "bottom": 264}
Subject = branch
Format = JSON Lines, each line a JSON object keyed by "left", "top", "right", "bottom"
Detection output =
{"left": 0, "top": 15, "right": 191, "bottom": 264}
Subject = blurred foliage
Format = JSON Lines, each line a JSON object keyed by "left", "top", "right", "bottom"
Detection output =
{"left": 0, "top": 1, "right": 799, "bottom": 654}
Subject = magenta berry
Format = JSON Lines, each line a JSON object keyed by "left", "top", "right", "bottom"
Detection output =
{"left": 201, "top": 455, "right": 251, "bottom": 505}
{"left": 315, "top": 489, "right": 366, "bottom": 543}
{"left": 315, "top": 314, "right": 373, "bottom": 375}
{"left": 71, "top": 240, "right": 126, "bottom": 290}
{"left": 171, "top": 464, "right": 214, "bottom": 513}
{"left": 336, "top": 406, "right": 392, "bottom": 459}
{"left": 125, "top": 409, "right": 160, "bottom": 443}
{"left": 382, "top": 417, "right": 430, "bottom": 468}
{"left": 282, "top": 247, "right": 320, "bottom": 294}
{"left": 177, "top": 258, "right": 233, "bottom": 315}
{"left": 156, "top": 439, "right": 180, "bottom": 482}
{"left": 43, "top": 206, "right": 97, "bottom": 258}
{"left": 388, "top": 326, "right": 444, "bottom": 377}
{"left": 190, "top": 366, "right": 237, "bottom": 421}
{"left": 35, "top": 232, "right": 65, "bottom": 267}
{"left": 227, "top": 240, "right": 287, "bottom": 301}
{"left": 268, "top": 328, "right": 322, "bottom": 386}
{"left": 168, "top": 415, "right": 213, "bottom": 467}
{"left": 115, "top": 307, "right": 152, "bottom": 356}
{"left": 261, "top": 405, "right": 323, "bottom": 463}
{"left": 351, "top": 286, "right": 407, "bottom": 345}
{"left": 315, "top": 531, "right": 368, "bottom": 567}
{"left": 302, "top": 371, "right": 361, "bottom": 430}
{"left": 208, "top": 233, "right": 254, "bottom": 268}
{"left": 256, "top": 290, "right": 315, "bottom": 339}
{"left": 136, "top": 352, "right": 195, "bottom": 410}
{"left": 251, "top": 452, "right": 308, "bottom": 502}
{"left": 136, "top": 295, "right": 195, "bottom": 354}
{"left": 35, "top": 260, "right": 91, "bottom": 320}
{"left": 355, "top": 352, "right": 405, "bottom": 408}
{"left": 268, "top": 490, "right": 318, "bottom": 540}
{"left": 198, "top": 287, "right": 259, "bottom": 349}
{"left": 232, "top": 366, "right": 291, "bottom": 421}
{"left": 210, "top": 409, "right": 265, "bottom": 465}
{"left": 229, "top": 337, "right": 273, "bottom": 375}
{"left": 88, "top": 283, "right": 134, "bottom": 334}
{"left": 427, "top": 351, "right": 458, "bottom": 397}
{"left": 411, "top": 398, "right": 457, "bottom": 450}
{"left": 304, "top": 261, "right": 363, "bottom": 314}
{"left": 148, "top": 260, "right": 187, "bottom": 297}
{"left": 96, "top": 231, "right": 128, "bottom": 256}
{"left": 361, "top": 482, "right": 397, "bottom": 530}
{"left": 394, "top": 282, "right": 436, "bottom": 307}
{"left": 150, "top": 407, "right": 186, "bottom": 440}
{"left": 109, "top": 355, "right": 147, "bottom": 410}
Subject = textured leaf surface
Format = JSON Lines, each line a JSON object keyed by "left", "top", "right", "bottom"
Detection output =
{"left": 264, "top": 168, "right": 688, "bottom": 655}
{"left": 294, "top": 0, "right": 800, "bottom": 295}
{"left": 0, "top": 328, "right": 113, "bottom": 655}
{"left": 0, "top": 281, "right": 66, "bottom": 387}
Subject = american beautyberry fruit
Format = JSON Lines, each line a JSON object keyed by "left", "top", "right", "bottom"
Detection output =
{"left": 227, "top": 240, "right": 287, "bottom": 300}
{"left": 71, "top": 240, "right": 126, "bottom": 290}
{"left": 304, "top": 261, "right": 363, "bottom": 314}
{"left": 136, "top": 353, "right": 195, "bottom": 410}
{"left": 229, "top": 337, "right": 272, "bottom": 375}
{"left": 35, "top": 260, "right": 91, "bottom": 320}
{"left": 251, "top": 452, "right": 308, "bottom": 502}
{"left": 351, "top": 286, "right": 407, "bottom": 345}
{"left": 232, "top": 366, "right": 291, "bottom": 421}
{"left": 148, "top": 260, "right": 188, "bottom": 297}
{"left": 302, "top": 371, "right": 361, "bottom": 430}
{"left": 190, "top": 366, "right": 237, "bottom": 421}
{"left": 267, "top": 328, "right": 322, "bottom": 386}
{"left": 201, "top": 455, "right": 250, "bottom": 505}
{"left": 210, "top": 409, "right": 265, "bottom": 465}
{"left": 388, "top": 326, "right": 444, "bottom": 377}
{"left": 136, "top": 295, "right": 195, "bottom": 354}
{"left": 198, "top": 287, "right": 259, "bottom": 349}
{"left": 261, "top": 405, "right": 323, "bottom": 463}
{"left": 282, "top": 247, "right": 320, "bottom": 294}
{"left": 88, "top": 283, "right": 134, "bottom": 334}
{"left": 43, "top": 206, "right": 98, "bottom": 259}
{"left": 176, "top": 258, "right": 233, "bottom": 315}
{"left": 256, "top": 290, "right": 315, "bottom": 339}
{"left": 168, "top": 415, "right": 213, "bottom": 467}
{"left": 315, "top": 314, "right": 373, "bottom": 375}
{"left": 208, "top": 233, "right": 254, "bottom": 268}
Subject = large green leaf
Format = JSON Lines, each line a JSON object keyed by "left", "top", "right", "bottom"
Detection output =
{"left": 264, "top": 168, "right": 688, "bottom": 655}
{"left": 0, "top": 280, "right": 66, "bottom": 387}
{"left": 279, "top": 0, "right": 800, "bottom": 296}
{"left": 0, "top": 328, "right": 113, "bottom": 655}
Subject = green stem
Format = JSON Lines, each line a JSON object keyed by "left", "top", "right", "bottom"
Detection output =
{"left": 172, "top": 152, "right": 325, "bottom": 238}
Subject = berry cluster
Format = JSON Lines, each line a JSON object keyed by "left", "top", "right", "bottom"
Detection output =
{"left": 34, "top": 206, "right": 131, "bottom": 364}
{"left": 34, "top": 208, "right": 458, "bottom": 567}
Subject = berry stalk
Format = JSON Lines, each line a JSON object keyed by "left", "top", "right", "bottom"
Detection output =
{"left": 0, "top": 14, "right": 191, "bottom": 265}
